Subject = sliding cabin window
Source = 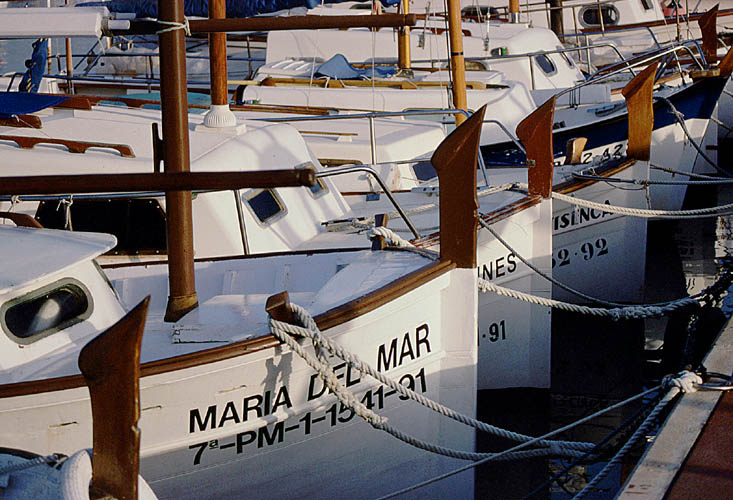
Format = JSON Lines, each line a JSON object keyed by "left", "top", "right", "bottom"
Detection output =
{"left": 1, "top": 279, "right": 92, "bottom": 344}
{"left": 243, "top": 189, "right": 287, "bottom": 226}
{"left": 35, "top": 199, "right": 167, "bottom": 255}
{"left": 579, "top": 5, "right": 620, "bottom": 27}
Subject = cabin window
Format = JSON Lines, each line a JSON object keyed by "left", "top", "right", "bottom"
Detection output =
{"left": 243, "top": 189, "right": 286, "bottom": 225}
{"left": 534, "top": 54, "right": 557, "bottom": 75}
{"left": 35, "top": 198, "right": 167, "bottom": 255}
{"left": 1, "top": 279, "right": 92, "bottom": 344}
{"left": 640, "top": 0, "right": 654, "bottom": 10}
{"left": 411, "top": 161, "right": 437, "bottom": 181}
{"left": 580, "top": 5, "right": 620, "bottom": 27}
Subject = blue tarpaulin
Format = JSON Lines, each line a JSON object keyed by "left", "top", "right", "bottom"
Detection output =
{"left": 315, "top": 54, "right": 395, "bottom": 79}
{"left": 92, "top": 0, "right": 399, "bottom": 18}
{"left": 0, "top": 92, "right": 68, "bottom": 118}
{"left": 18, "top": 39, "right": 48, "bottom": 93}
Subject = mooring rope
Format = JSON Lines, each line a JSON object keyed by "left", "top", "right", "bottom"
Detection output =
{"left": 370, "top": 219, "right": 729, "bottom": 319}
{"left": 375, "top": 383, "right": 668, "bottom": 500}
{"left": 477, "top": 278, "right": 700, "bottom": 319}
{"left": 571, "top": 172, "right": 733, "bottom": 186}
{"left": 513, "top": 183, "right": 733, "bottom": 218}
{"left": 268, "top": 304, "right": 595, "bottom": 458}
{"left": 478, "top": 218, "right": 623, "bottom": 307}
{"left": 572, "top": 371, "right": 702, "bottom": 499}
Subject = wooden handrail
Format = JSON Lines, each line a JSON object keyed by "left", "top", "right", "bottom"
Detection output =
{"left": 0, "top": 134, "right": 135, "bottom": 157}
{"left": 0, "top": 115, "right": 41, "bottom": 129}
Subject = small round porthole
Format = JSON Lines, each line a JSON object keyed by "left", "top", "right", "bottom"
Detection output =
{"left": 1, "top": 279, "right": 93, "bottom": 345}
{"left": 579, "top": 5, "right": 620, "bottom": 27}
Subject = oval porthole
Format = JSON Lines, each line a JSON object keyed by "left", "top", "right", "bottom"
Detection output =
{"left": 1, "top": 279, "right": 93, "bottom": 344}
{"left": 580, "top": 5, "right": 620, "bottom": 27}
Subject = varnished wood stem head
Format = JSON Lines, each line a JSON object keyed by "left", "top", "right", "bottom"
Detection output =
{"left": 430, "top": 105, "right": 485, "bottom": 268}
{"left": 516, "top": 96, "right": 556, "bottom": 198}
{"left": 621, "top": 62, "right": 657, "bottom": 162}
{"left": 79, "top": 296, "right": 150, "bottom": 500}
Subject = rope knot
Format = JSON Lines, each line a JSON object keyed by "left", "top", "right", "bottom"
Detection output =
{"left": 664, "top": 370, "right": 703, "bottom": 393}
{"left": 366, "top": 226, "right": 414, "bottom": 248}
{"left": 156, "top": 18, "right": 191, "bottom": 36}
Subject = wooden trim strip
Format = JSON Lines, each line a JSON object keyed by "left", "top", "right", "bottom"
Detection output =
{"left": 0, "top": 115, "right": 41, "bottom": 129}
{"left": 0, "top": 134, "right": 134, "bottom": 158}
{"left": 0, "top": 259, "right": 454, "bottom": 398}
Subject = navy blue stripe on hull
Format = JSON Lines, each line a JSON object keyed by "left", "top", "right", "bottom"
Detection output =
{"left": 481, "top": 76, "right": 726, "bottom": 166}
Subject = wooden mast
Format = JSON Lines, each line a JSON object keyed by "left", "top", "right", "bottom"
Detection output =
{"left": 397, "top": 0, "right": 412, "bottom": 70}
{"left": 446, "top": 0, "right": 468, "bottom": 125}
{"left": 204, "top": 0, "right": 237, "bottom": 128}
{"left": 508, "top": 0, "right": 520, "bottom": 23}
{"left": 158, "top": 0, "right": 197, "bottom": 322}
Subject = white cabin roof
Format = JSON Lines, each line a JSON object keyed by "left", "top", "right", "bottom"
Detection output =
{"left": 0, "top": 225, "right": 116, "bottom": 295}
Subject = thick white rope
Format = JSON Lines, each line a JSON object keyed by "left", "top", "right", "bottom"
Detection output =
{"left": 573, "top": 371, "right": 702, "bottom": 499}
{"left": 478, "top": 278, "right": 699, "bottom": 320}
{"left": 268, "top": 304, "right": 594, "bottom": 456}
{"left": 515, "top": 183, "right": 733, "bottom": 218}
{"left": 572, "top": 173, "right": 733, "bottom": 186}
